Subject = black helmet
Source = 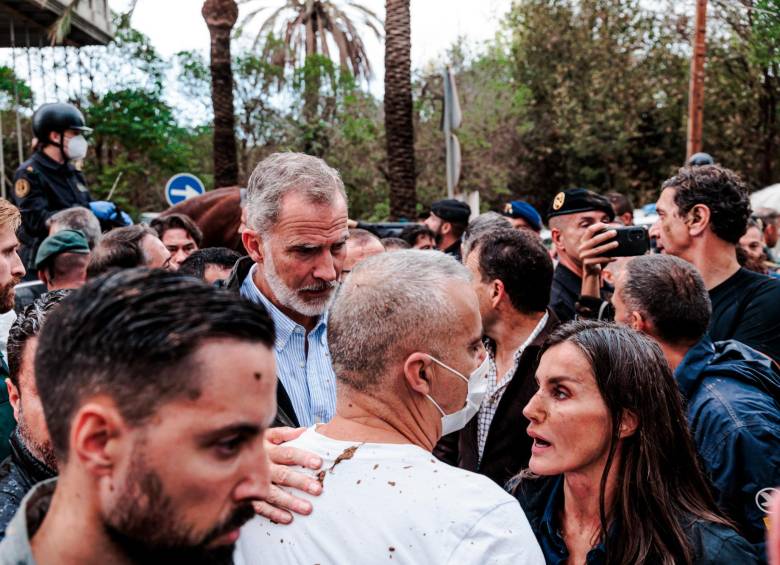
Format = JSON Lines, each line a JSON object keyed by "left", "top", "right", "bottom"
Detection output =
{"left": 32, "top": 103, "right": 92, "bottom": 145}
{"left": 688, "top": 152, "right": 715, "bottom": 167}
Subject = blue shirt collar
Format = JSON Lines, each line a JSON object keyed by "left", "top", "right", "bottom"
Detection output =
{"left": 674, "top": 335, "right": 716, "bottom": 400}
{"left": 241, "top": 264, "right": 328, "bottom": 351}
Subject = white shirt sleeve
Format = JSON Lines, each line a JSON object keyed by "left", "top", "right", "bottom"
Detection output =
{"left": 445, "top": 500, "right": 545, "bottom": 565}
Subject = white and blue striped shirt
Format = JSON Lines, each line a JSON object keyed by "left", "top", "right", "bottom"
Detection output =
{"left": 240, "top": 264, "right": 337, "bottom": 426}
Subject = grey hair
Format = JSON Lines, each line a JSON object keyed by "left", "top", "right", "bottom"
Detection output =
{"left": 47, "top": 207, "right": 102, "bottom": 249}
{"left": 245, "top": 152, "right": 347, "bottom": 234}
{"left": 329, "top": 250, "right": 472, "bottom": 392}
{"left": 462, "top": 212, "right": 512, "bottom": 258}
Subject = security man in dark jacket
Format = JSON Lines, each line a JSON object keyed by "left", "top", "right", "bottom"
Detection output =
{"left": 424, "top": 198, "right": 471, "bottom": 261}
{"left": 547, "top": 188, "right": 615, "bottom": 322}
{"left": 12, "top": 103, "right": 93, "bottom": 277}
{"left": 613, "top": 253, "right": 780, "bottom": 559}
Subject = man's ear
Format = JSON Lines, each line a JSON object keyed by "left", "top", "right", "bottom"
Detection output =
{"left": 37, "top": 269, "right": 49, "bottom": 286}
{"left": 550, "top": 227, "right": 565, "bottom": 253}
{"left": 686, "top": 204, "right": 711, "bottom": 237}
{"left": 491, "top": 278, "right": 505, "bottom": 310}
{"left": 440, "top": 222, "right": 452, "bottom": 237}
{"left": 71, "top": 398, "right": 126, "bottom": 477}
{"left": 242, "top": 228, "right": 264, "bottom": 265}
{"left": 5, "top": 378, "right": 20, "bottom": 421}
{"left": 619, "top": 409, "right": 639, "bottom": 439}
{"left": 403, "top": 353, "right": 435, "bottom": 396}
{"left": 628, "top": 310, "right": 647, "bottom": 333}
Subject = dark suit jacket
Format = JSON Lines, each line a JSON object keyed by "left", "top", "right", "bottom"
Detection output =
{"left": 434, "top": 311, "right": 559, "bottom": 488}
{"left": 220, "top": 256, "right": 299, "bottom": 428}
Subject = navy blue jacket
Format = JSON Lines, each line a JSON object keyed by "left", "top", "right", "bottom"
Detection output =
{"left": 675, "top": 336, "right": 780, "bottom": 559}
{"left": 513, "top": 475, "right": 758, "bottom": 564}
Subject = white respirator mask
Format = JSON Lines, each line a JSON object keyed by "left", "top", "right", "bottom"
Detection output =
{"left": 64, "top": 134, "right": 88, "bottom": 161}
{"left": 425, "top": 354, "right": 489, "bottom": 436}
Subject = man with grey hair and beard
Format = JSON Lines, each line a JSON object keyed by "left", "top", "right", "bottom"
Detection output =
{"left": 236, "top": 250, "right": 544, "bottom": 565}
{"left": 223, "top": 152, "right": 349, "bottom": 428}
{"left": 0, "top": 291, "right": 69, "bottom": 540}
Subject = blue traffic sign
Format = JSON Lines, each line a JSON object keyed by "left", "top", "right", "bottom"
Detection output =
{"left": 165, "top": 173, "right": 205, "bottom": 206}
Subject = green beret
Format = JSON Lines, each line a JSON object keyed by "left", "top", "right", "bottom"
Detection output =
{"left": 35, "top": 229, "right": 90, "bottom": 270}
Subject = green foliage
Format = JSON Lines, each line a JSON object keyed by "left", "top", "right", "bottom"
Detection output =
{"left": 0, "top": 67, "right": 33, "bottom": 108}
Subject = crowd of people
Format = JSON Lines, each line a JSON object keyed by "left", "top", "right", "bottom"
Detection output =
{"left": 0, "top": 102, "right": 775, "bottom": 564}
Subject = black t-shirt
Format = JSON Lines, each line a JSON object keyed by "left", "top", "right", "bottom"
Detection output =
{"left": 709, "top": 268, "right": 780, "bottom": 362}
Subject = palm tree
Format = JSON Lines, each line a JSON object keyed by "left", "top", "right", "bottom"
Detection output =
{"left": 203, "top": 0, "right": 240, "bottom": 188}
{"left": 239, "top": 0, "right": 382, "bottom": 123}
{"left": 384, "top": 0, "right": 415, "bottom": 219}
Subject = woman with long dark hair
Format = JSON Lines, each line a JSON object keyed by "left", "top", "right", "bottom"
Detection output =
{"left": 512, "top": 321, "right": 757, "bottom": 564}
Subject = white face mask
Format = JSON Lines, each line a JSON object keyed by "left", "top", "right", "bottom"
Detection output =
{"left": 65, "top": 135, "right": 88, "bottom": 161}
{"left": 425, "top": 354, "right": 489, "bottom": 436}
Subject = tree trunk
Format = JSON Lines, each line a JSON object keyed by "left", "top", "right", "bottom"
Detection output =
{"left": 384, "top": 0, "right": 416, "bottom": 220}
{"left": 203, "top": 0, "right": 239, "bottom": 188}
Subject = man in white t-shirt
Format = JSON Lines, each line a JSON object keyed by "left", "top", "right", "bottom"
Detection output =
{"left": 236, "top": 250, "right": 544, "bottom": 565}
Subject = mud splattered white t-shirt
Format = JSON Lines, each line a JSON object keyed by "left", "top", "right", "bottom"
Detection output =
{"left": 235, "top": 427, "right": 544, "bottom": 565}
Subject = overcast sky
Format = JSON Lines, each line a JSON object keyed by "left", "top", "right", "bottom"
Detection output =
{"left": 117, "top": 0, "right": 513, "bottom": 97}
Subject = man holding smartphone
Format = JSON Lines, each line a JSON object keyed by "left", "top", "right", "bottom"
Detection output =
{"left": 547, "top": 188, "right": 617, "bottom": 322}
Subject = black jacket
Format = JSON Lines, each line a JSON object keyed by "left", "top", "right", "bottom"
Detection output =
{"left": 12, "top": 152, "right": 92, "bottom": 274}
{"left": 513, "top": 474, "right": 759, "bottom": 564}
{"left": 434, "top": 311, "right": 559, "bottom": 488}
{"left": 220, "top": 256, "right": 300, "bottom": 428}
{"left": 0, "top": 429, "right": 56, "bottom": 541}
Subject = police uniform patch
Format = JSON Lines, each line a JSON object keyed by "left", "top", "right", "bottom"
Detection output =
{"left": 504, "top": 203, "right": 513, "bottom": 214}
{"left": 14, "top": 178, "right": 30, "bottom": 199}
{"left": 553, "top": 192, "right": 565, "bottom": 211}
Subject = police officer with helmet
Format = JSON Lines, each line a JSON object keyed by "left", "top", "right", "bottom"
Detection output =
{"left": 12, "top": 102, "right": 93, "bottom": 277}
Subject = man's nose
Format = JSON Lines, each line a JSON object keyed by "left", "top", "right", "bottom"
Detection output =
{"left": 234, "top": 452, "right": 272, "bottom": 503}
{"left": 313, "top": 252, "right": 338, "bottom": 282}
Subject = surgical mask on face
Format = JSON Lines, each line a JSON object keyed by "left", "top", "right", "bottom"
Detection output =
{"left": 425, "top": 354, "right": 489, "bottom": 436}
{"left": 65, "top": 135, "right": 88, "bottom": 161}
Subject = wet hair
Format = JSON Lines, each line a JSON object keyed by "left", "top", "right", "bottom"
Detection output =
{"left": 35, "top": 269, "right": 275, "bottom": 462}
{"left": 621, "top": 255, "right": 711, "bottom": 344}
{"left": 150, "top": 213, "right": 203, "bottom": 247}
{"left": 462, "top": 212, "right": 512, "bottom": 257}
{"left": 7, "top": 290, "right": 72, "bottom": 389}
{"left": 398, "top": 224, "right": 435, "bottom": 248}
{"left": 662, "top": 165, "right": 751, "bottom": 244}
{"left": 381, "top": 237, "right": 410, "bottom": 250}
{"left": 86, "top": 225, "right": 158, "bottom": 278}
{"left": 178, "top": 247, "right": 241, "bottom": 280}
{"left": 473, "top": 228, "right": 552, "bottom": 314}
{"left": 525, "top": 321, "right": 733, "bottom": 564}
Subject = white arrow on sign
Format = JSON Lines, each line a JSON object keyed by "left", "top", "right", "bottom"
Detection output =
{"left": 170, "top": 185, "right": 202, "bottom": 200}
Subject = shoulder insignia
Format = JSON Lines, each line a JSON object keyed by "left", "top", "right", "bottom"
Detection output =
{"left": 553, "top": 192, "right": 565, "bottom": 211}
{"left": 14, "top": 178, "right": 31, "bottom": 199}
{"left": 503, "top": 203, "right": 513, "bottom": 214}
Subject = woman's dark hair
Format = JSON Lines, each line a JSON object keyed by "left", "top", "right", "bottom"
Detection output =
{"left": 536, "top": 321, "right": 732, "bottom": 564}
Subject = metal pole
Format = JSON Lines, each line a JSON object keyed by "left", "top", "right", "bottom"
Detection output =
{"left": 686, "top": 0, "right": 708, "bottom": 160}
{"left": 9, "top": 19, "right": 24, "bottom": 164}
{"left": 38, "top": 37, "right": 48, "bottom": 103}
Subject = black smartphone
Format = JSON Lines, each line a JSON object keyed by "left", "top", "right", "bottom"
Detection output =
{"left": 601, "top": 226, "right": 650, "bottom": 257}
